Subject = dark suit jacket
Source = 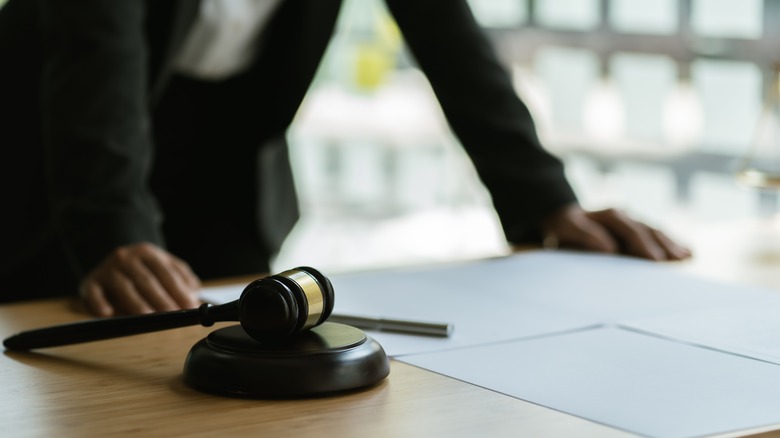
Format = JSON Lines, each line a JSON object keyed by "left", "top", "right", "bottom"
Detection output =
{"left": 0, "top": 0, "right": 576, "bottom": 297}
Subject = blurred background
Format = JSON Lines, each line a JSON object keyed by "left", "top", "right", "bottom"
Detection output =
{"left": 2, "top": 0, "right": 771, "bottom": 274}
{"left": 274, "top": 0, "right": 780, "bottom": 274}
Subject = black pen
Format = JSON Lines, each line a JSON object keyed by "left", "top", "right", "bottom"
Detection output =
{"left": 328, "top": 314, "right": 454, "bottom": 337}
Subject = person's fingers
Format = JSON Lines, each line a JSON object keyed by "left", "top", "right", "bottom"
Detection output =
{"left": 172, "top": 256, "right": 201, "bottom": 290}
{"left": 588, "top": 209, "right": 666, "bottom": 260}
{"left": 101, "top": 270, "right": 155, "bottom": 315}
{"left": 80, "top": 243, "right": 203, "bottom": 316}
{"left": 560, "top": 218, "right": 619, "bottom": 254}
{"left": 80, "top": 280, "right": 114, "bottom": 317}
{"left": 540, "top": 205, "right": 691, "bottom": 261}
{"left": 597, "top": 210, "right": 692, "bottom": 260}
{"left": 119, "top": 254, "right": 180, "bottom": 312}
{"left": 649, "top": 227, "right": 693, "bottom": 260}
{"left": 544, "top": 205, "right": 618, "bottom": 253}
{"left": 142, "top": 249, "right": 200, "bottom": 310}
{"left": 170, "top": 259, "right": 202, "bottom": 307}
{"left": 102, "top": 244, "right": 176, "bottom": 313}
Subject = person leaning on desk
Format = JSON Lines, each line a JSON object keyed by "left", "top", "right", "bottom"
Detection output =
{"left": 0, "top": 0, "right": 691, "bottom": 318}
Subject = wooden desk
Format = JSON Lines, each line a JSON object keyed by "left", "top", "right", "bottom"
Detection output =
{"left": 0, "top": 297, "right": 627, "bottom": 437}
{"left": 5, "top": 234, "right": 780, "bottom": 437}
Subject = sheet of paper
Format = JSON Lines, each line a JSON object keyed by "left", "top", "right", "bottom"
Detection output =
{"left": 201, "top": 251, "right": 780, "bottom": 356}
{"left": 399, "top": 326, "right": 780, "bottom": 438}
{"left": 310, "top": 251, "right": 780, "bottom": 356}
{"left": 201, "top": 251, "right": 780, "bottom": 435}
{"left": 471, "top": 251, "right": 777, "bottom": 320}
{"left": 623, "top": 297, "right": 780, "bottom": 365}
{"left": 330, "top": 250, "right": 778, "bottom": 325}
{"left": 200, "top": 259, "right": 600, "bottom": 356}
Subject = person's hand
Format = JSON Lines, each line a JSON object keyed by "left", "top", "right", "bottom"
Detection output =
{"left": 540, "top": 204, "right": 691, "bottom": 261}
{"left": 79, "top": 243, "right": 202, "bottom": 317}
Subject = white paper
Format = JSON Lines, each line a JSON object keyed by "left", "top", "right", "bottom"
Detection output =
{"left": 201, "top": 251, "right": 780, "bottom": 356}
{"left": 623, "top": 297, "right": 780, "bottom": 365}
{"left": 399, "top": 327, "right": 780, "bottom": 438}
{"left": 460, "top": 251, "right": 776, "bottom": 321}
{"left": 200, "top": 250, "right": 780, "bottom": 436}
{"left": 331, "top": 250, "right": 778, "bottom": 327}
{"left": 200, "top": 255, "right": 600, "bottom": 356}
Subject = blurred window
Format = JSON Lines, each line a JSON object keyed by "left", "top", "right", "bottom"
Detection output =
{"left": 609, "top": 0, "right": 678, "bottom": 35}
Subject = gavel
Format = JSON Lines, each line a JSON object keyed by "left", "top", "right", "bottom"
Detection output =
{"left": 3, "top": 266, "right": 334, "bottom": 351}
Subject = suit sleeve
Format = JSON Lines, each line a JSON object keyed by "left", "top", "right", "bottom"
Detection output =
{"left": 38, "top": 0, "right": 164, "bottom": 276}
{"left": 384, "top": 0, "right": 578, "bottom": 243}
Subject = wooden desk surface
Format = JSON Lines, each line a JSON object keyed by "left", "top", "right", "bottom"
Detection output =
{"left": 0, "top": 297, "right": 628, "bottom": 437}
{"left": 6, "top": 228, "right": 780, "bottom": 438}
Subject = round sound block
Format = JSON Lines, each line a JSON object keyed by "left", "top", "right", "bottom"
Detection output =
{"left": 183, "top": 322, "right": 390, "bottom": 397}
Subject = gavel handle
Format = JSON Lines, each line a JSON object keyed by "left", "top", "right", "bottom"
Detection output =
{"left": 3, "top": 302, "right": 237, "bottom": 351}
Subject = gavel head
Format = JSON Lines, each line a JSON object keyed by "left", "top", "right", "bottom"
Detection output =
{"left": 237, "top": 266, "right": 335, "bottom": 342}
